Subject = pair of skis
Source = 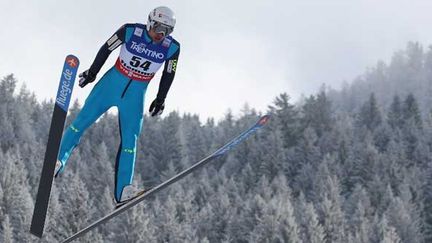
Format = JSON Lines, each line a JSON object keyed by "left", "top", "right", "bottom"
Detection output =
{"left": 29, "top": 55, "right": 271, "bottom": 242}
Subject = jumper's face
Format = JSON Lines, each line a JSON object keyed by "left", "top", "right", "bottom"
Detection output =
{"left": 148, "top": 28, "right": 165, "bottom": 43}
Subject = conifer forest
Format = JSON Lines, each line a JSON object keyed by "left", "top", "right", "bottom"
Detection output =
{"left": 2, "top": 42, "right": 432, "bottom": 242}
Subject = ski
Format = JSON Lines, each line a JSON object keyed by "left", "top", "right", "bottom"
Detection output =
{"left": 30, "top": 55, "right": 80, "bottom": 238}
{"left": 61, "top": 114, "right": 270, "bottom": 243}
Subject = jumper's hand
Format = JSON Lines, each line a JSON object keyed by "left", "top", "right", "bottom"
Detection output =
{"left": 149, "top": 98, "right": 165, "bottom": 117}
{"left": 78, "top": 69, "right": 96, "bottom": 88}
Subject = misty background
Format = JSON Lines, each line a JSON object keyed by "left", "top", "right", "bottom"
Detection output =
{"left": 2, "top": 0, "right": 432, "bottom": 120}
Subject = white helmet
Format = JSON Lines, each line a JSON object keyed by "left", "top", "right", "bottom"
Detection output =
{"left": 147, "top": 6, "right": 176, "bottom": 36}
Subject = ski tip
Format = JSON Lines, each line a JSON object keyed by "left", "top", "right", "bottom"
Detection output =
{"left": 257, "top": 114, "right": 271, "bottom": 126}
{"left": 65, "top": 55, "right": 80, "bottom": 69}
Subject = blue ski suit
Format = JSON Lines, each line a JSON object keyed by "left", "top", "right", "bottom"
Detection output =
{"left": 57, "top": 23, "right": 180, "bottom": 202}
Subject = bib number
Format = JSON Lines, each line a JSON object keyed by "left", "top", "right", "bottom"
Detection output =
{"left": 130, "top": 56, "right": 151, "bottom": 71}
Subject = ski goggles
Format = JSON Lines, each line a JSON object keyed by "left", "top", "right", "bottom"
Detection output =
{"left": 151, "top": 21, "right": 174, "bottom": 36}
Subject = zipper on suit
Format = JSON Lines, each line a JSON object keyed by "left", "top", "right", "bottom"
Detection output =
{"left": 121, "top": 79, "right": 133, "bottom": 98}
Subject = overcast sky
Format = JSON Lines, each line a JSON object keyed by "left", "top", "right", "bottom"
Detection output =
{"left": 1, "top": 0, "right": 432, "bottom": 121}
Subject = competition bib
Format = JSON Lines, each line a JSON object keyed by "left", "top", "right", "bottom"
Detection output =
{"left": 115, "top": 25, "right": 172, "bottom": 82}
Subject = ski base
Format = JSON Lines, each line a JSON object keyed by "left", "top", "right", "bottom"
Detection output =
{"left": 30, "top": 55, "right": 79, "bottom": 238}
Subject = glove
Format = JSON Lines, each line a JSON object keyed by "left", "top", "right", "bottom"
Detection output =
{"left": 149, "top": 98, "right": 165, "bottom": 117}
{"left": 78, "top": 69, "right": 96, "bottom": 88}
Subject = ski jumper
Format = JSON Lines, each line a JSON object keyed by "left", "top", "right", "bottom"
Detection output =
{"left": 57, "top": 23, "right": 180, "bottom": 202}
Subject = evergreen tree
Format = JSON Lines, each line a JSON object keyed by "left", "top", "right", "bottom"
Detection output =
{"left": 380, "top": 215, "right": 402, "bottom": 243}
{"left": 137, "top": 118, "right": 164, "bottom": 183}
{"left": 44, "top": 183, "right": 64, "bottom": 242}
{"left": 301, "top": 88, "right": 334, "bottom": 137}
{"left": 1, "top": 215, "right": 13, "bottom": 243}
{"left": 381, "top": 137, "right": 406, "bottom": 192}
{"left": 148, "top": 111, "right": 183, "bottom": 182}
{"left": 398, "top": 176, "right": 424, "bottom": 242}
{"left": 295, "top": 193, "right": 325, "bottom": 243}
{"left": 249, "top": 192, "right": 300, "bottom": 243}
{"left": 82, "top": 142, "right": 115, "bottom": 201}
{"left": 373, "top": 122, "right": 392, "bottom": 152}
{"left": 0, "top": 150, "right": 33, "bottom": 242}
{"left": 0, "top": 75, "right": 17, "bottom": 152}
{"left": 314, "top": 171, "right": 346, "bottom": 243}
{"left": 152, "top": 195, "right": 190, "bottom": 242}
{"left": 424, "top": 45, "right": 432, "bottom": 108}
{"left": 0, "top": 74, "right": 16, "bottom": 103}
{"left": 180, "top": 113, "right": 207, "bottom": 167}
{"left": 356, "top": 93, "right": 383, "bottom": 131}
{"left": 55, "top": 173, "right": 95, "bottom": 239}
{"left": 402, "top": 93, "right": 422, "bottom": 129}
{"left": 319, "top": 195, "right": 346, "bottom": 243}
{"left": 258, "top": 124, "right": 287, "bottom": 180}
{"left": 292, "top": 127, "right": 321, "bottom": 195}
{"left": 344, "top": 185, "right": 372, "bottom": 233}
{"left": 423, "top": 163, "right": 432, "bottom": 242}
{"left": 402, "top": 118, "right": 422, "bottom": 163}
{"left": 348, "top": 133, "right": 380, "bottom": 191}
{"left": 239, "top": 163, "right": 257, "bottom": 195}
{"left": 202, "top": 191, "right": 233, "bottom": 242}
{"left": 268, "top": 93, "right": 301, "bottom": 148}
{"left": 386, "top": 196, "right": 421, "bottom": 243}
{"left": 14, "top": 85, "right": 36, "bottom": 145}
{"left": 387, "top": 95, "right": 403, "bottom": 129}
{"left": 111, "top": 203, "right": 157, "bottom": 243}
{"left": 350, "top": 197, "right": 372, "bottom": 242}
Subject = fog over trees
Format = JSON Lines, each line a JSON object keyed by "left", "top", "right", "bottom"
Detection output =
{"left": 1, "top": 42, "right": 432, "bottom": 242}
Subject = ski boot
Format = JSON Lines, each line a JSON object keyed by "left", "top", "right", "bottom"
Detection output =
{"left": 54, "top": 160, "right": 63, "bottom": 178}
{"left": 115, "top": 185, "right": 151, "bottom": 209}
